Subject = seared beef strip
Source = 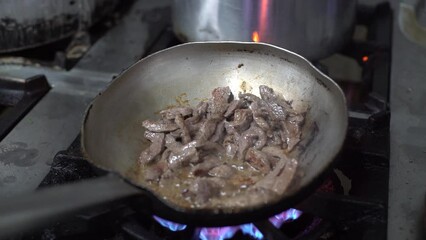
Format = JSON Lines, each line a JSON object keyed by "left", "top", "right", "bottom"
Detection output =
{"left": 142, "top": 119, "right": 179, "bottom": 132}
{"left": 210, "top": 120, "right": 225, "bottom": 143}
{"left": 224, "top": 99, "right": 244, "bottom": 118}
{"left": 138, "top": 85, "right": 307, "bottom": 209}
{"left": 208, "top": 164, "right": 235, "bottom": 178}
{"left": 160, "top": 107, "right": 193, "bottom": 120}
{"left": 175, "top": 114, "right": 191, "bottom": 144}
{"left": 245, "top": 148, "right": 271, "bottom": 174}
{"left": 208, "top": 86, "right": 233, "bottom": 118}
{"left": 138, "top": 132, "right": 165, "bottom": 164}
{"left": 254, "top": 157, "right": 298, "bottom": 194}
{"left": 230, "top": 109, "right": 253, "bottom": 132}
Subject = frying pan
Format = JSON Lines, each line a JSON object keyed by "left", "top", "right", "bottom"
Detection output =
{"left": 0, "top": 42, "right": 347, "bottom": 237}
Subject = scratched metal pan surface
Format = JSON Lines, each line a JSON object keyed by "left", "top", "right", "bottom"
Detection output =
{"left": 81, "top": 41, "right": 348, "bottom": 225}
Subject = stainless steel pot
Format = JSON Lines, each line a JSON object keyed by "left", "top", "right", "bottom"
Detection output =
{"left": 172, "top": 0, "right": 357, "bottom": 60}
{"left": 0, "top": 0, "right": 118, "bottom": 53}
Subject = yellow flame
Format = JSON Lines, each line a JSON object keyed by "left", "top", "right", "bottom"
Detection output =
{"left": 252, "top": 31, "right": 260, "bottom": 42}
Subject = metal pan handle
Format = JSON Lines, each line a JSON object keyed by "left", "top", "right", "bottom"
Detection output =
{"left": 0, "top": 175, "right": 140, "bottom": 238}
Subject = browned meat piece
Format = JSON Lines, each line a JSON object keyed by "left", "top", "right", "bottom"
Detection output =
{"left": 175, "top": 115, "right": 191, "bottom": 144}
{"left": 208, "top": 86, "right": 233, "bottom": 118}
{"left": 230, "top": 109, "right": 253, "bottom": 132}
{"left": 237, "top": 124, "right": 267, "bottom": 160}
{"left": 187, "top": 178, "right": 221, "bottom": 205}
{"left": 142, "top": 119, "right": 179, "bottom": 132}
{"left": 267, "top": 131, "right": 282, "bottom": 146}
{"left": 208, "top": 164, "right": 235, "bottom": 178}
{"left": 144, "top": 131, "right": 158, "bottom": 141}
{"left": 187, "top": 121, "right": 203, "bottom": 138}
{"left": 254, "top": 157, "right": 298, "bottom": 194}
{"left": 139, "top": 133, "right": 165, "bottom": 164}
{"left": 240, "top": 93, "right": 272, "bottom": 132}
{"left": 282, "top": 113, "right": 305, "bottom": 152}
{"left": 199, "top": 141, "right": 225, "bottom": 156}
{"left": 195, "top": 118, "right": 218, "bottom": 142}
{"left": 210, "top": 120, "right": 225, "bottom": 143}
{"left": 259, "top": 86, "right": 288, "bottom": 120}
{"left": 169, "top": 129, "right": 182, "bottom": 138}
{"left": 238, "top": 92, "right": 262, "bottom": 103}
{"left": 259, "top": 85, "right": 296, "bottom": 119}
{"left": 160, "top": 149, "right": 171, "bottom": 162}
{"left": 224, "top": 99, "right": 245, "bottom": 118}
{"left": 245, "top": 148, "right": 271, "bottom": 174}
{"left": 186, "top": 101, "right": 209, "bottom": 125}
{"left": 251, "top": 102, "right": 271, "bottom": 132}
{"left": 164, "top": 134, "right": 183, "bottom": 152}
{"left": 190, "top": 155, "right": 221, "bottom": 177}
{"left": 224, "top": 121, "right": 240, "bottom": 137}
{"left": 168, "top": 141, "right": 199, "bottom": 168}
{"left": 223, "top": 135, "right": 238, "bottom": 159}
{"left": 160, "top": 107, "right": 193, "bottom": 120}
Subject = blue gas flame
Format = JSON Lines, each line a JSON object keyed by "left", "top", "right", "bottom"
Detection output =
{"left": 153, "top": 215, "right": 187, "bottom": 231}
{"left": 152, "top": 208, "right": 302, "bottom": 239}
{"left": 240, "top": 223, "right": 264, "bottom": 239}
{"left": 269, "top": 208, "right": 303, "bottom": 228}
{"left": 199, "top": 226, "right": 239, "bottom": 240}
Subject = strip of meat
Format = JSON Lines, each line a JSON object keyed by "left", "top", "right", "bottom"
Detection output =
{"left": 259, "top": 86, "right": 289, "bottom": 121}
{"left": 169, "top": 129, "right": 182, "bottom": 138}
{"left": 250, "top": 101, "right": 271, "bottom": 132}
{"left": 259, "top": 85, "right": 296, "bottom": 118}
{"left": 245, "top": 148, "right": 271, "bottom": 174}
{"left": 254, "top": 156, "right": 298, "bottom": 194}
{"left": 199, "top": 141, "right": 225, "bottom": 156}
{"left": 138, "top": 132, "right": 165, "bottom": 164}
{"left": 142, "top": 119, "right": 179, "bottom": 132}
{"left": 208, "top": 164, "right": 235, "bottom": 178}
{"left": 230, "top": 109, "right": 253, "bottom": 132}
{"left": 282, "top": 113, "right": 305, "bottom": 152}
{"left": 164, "top": 134, "right": 183, "bottom": 152}
{"left": 195, "top": 118, "right": 219, "bottom": 143}
{"left": 240, "top": 93, "right": 272, "bottom": 132}
{"left": 186, "top": 101, "right": 209, "bottom": 125}
{"left": 223, "top": 135, "right": 238, "bottom": 159}
{"left": 224, "top": 99, "right": 245, "bottom": 118}
{"left": 209, "top": 120, "right": 225, "bottom": 143}
{"left": 237, "top": 124, "right": 267, "bottom": 160}
{"left": 160, "top": 107, "right": 193, "bottom": 120}
{"left": 175, "top": 114, "right": 191, "bottom": 144}
{"left": 208, "top": 86, "right": 233, "bottom": 118}
{"left": 168, "top": 141, "right": 199, "bottom": 168}
{"left": 267, "top": 130, "right": 282, "bottom": 146}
